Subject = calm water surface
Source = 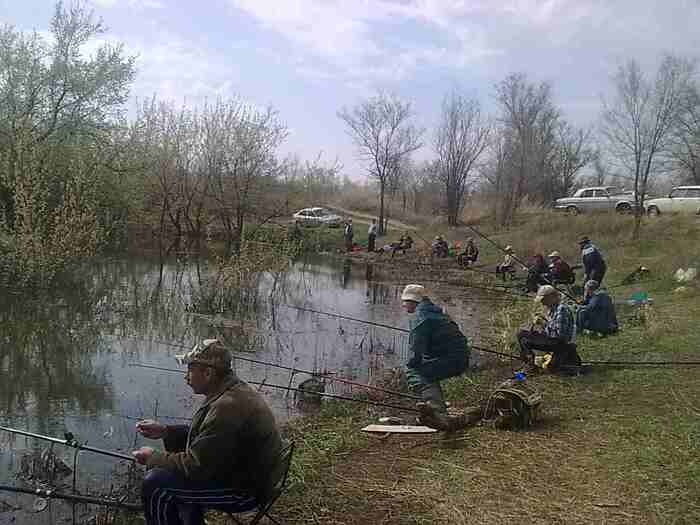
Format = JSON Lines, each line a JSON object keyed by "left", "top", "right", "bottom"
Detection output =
{"left": 0, "top": 253, "right": 496, "bottom": 523}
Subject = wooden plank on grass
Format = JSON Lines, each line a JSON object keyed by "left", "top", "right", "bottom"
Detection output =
{"left": 361, "top": 424, "right": 437, "bottom": 434}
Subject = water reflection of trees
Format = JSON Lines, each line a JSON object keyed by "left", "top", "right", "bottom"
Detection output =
{"left": 0, "top": 286, "right": 113, "bottom": 432}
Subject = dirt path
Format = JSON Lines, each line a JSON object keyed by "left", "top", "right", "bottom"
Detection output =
{"left": 330, "top": 205, "right": 418, "bottom": 231}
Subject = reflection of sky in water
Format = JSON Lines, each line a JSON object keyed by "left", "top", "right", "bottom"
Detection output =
{"left": 0, "top": 254, "right": 493, "bottom": 522}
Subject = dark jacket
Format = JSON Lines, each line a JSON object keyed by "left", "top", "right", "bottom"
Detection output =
{"left": 548, "top": 259, "right": 575, "bottom": 284}
{"left": 407, "top": 299, "right": 469, "bottom": 381}
{"left": 148, "top": 375, "right": 282, "bottom": 500}
{"left": 577, "top": 289, "right": 618, "bottom": 335}
{"left": 581, "top": 242, "right": 606, "bottom": 282}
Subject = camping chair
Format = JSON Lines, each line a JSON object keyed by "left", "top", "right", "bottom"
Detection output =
{"left": 230, "top": 441, "right": 295, "bottom": 525}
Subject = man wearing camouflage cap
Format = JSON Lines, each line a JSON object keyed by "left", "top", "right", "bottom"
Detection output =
{"left": 132, "top": 339, "right": 283, "bottom": 525}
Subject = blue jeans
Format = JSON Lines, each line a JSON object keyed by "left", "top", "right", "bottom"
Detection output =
{"left": 142, "top": 467, "right": 257, "bottom": 525}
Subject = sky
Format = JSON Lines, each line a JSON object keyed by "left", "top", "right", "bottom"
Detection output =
{"left": 2, "top": 0, "right": 700, "bottom": 179}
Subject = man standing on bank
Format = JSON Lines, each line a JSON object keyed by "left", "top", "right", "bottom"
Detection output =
{"left": 579, "top": 236, "right": 607, "bottom": 285}
{"left": 401, "top": 285, "right": 474, "bottom": 431}
{"left": 132, "top": 339, "right": 283, "bottom": 525}
{"left": 367, "top": 218, "right": 378, "bottom": 252}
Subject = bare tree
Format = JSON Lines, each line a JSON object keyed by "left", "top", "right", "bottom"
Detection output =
{"left": 590, "top": 150, "right": 607, "bottom": 186}
{"left": 670, "top": 80, "right": 700, "bottom": 184}
{"left": 602, "top": 55, "right": 695, "bottom": 237}
{"left": 549, "top": 123, "right": 596, "bottom": 200}
{"left": 491, "top": 73, "right": 560, "bottom": 225}
{"left": 338, "top": 92, "right": 423, "bottom": 235}
{"left": 434, "top": 92, "right": 490, "bottom": 226}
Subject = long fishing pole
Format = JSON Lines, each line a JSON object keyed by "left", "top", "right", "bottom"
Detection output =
{"left": 129, "top": 362, "right": 419, "bottom": 402}
{"left": 0, "top": 426, "right": 135, "bottom": 463}
{"left": 282, "top": 304, "right": 524, "bottom": 361}
{"left": 463, "top": 223, "right": 581, "bottom": 304}
{"left": 126, "top": 337, "right": 419, "bottom": 401}
{"left": 133, "top": 364, "right": 421, "bottom": 413}
{"left": 0, "top": 484, "right": 141, "bottom": 512}
{"left": 582, "top": 359, "right": 700, "bottom": 366}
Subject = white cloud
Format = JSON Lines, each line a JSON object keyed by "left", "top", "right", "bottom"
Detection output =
{"left": 91, "top": 0, "right": 165, "bottom": 10}
{"left": 227, "top": 0, "right": 501, "bottom": 87}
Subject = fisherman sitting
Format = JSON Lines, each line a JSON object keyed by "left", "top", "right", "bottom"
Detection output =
{"left": 431, "top": 236, "right": 449, "bottom": 258}
{"left": 132, "top": 339, "right": 283, "bottom": 525}
{"left": 457, "top": 238, "right": 479, "bottom": 267}
{"left": 546, "top": 251, "right": 575, "bottom": 285}
{"left": 577, "top": 280, "right": 618, "bottom": 336}
{"left": 516, "top": 285, "right": 581, "bottom": 373}
{"left": 496, "top": 246, "right": 517, "bottom": 281}
{"left": 400, "top": 285, "right": 475, "bottom": 431}
{"left": 390, "top": 235, "right": 413, "bottom": 258}
{"left": 525, "top": 253, "right": 548, "bottom": 293}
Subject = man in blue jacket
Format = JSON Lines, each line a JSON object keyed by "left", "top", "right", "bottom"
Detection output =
{"left": 401, "top": 284, "right": 470, "bottom": 430}
{"left": 577, "top": 280, "right": 618, "bottom": 336}
{"left": 579, "top": 236, "right": 607, "bottom": 284}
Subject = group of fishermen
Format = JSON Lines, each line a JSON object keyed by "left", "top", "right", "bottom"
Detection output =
{"left": 124, "top": 234, "right": 620, "bottom": 524}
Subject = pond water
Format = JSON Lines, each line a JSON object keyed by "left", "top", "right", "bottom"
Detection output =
{"left": 0, "top": 253, "right": 499, "bottom": 523}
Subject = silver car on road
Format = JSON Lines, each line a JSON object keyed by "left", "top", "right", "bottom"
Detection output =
{"left": 554, "top": 186, "right": 638, "bottom": 215}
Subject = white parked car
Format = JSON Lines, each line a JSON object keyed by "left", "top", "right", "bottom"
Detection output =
{"left": 292, "top": 207, "right": 342, "bottom": 227}
{"left": 646, "top": 186, "right": 700, "bottom": 216}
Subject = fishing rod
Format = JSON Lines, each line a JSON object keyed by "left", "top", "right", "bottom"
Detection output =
{"left": 582, "top": 359, "right": 700, "bottom": 366}
{"left": 125, "top": 336, "right": 418, "bottom": 401}
{"left": 0, "top": 426, "right": 135, "bottom": 463}
{"left": 462, "top": 223, "right": 581, "bottom": 304}
{"left": 130, "top": 362, "right": 419, "bottom": 402}
{"left": 133, "top": 364, "right": 421, "bottom": 413}
{"left": 0, "top": 484, "right": 141, "bottom": 512}
{"left": 282, "top": 304, "right": 524, "bottom": 361}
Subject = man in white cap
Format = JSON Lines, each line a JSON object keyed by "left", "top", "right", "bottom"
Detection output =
{"left": 132, "top": 339, "right": 283, "bottom": 525}
{"left": 401, "top": 284, "right": 471, "bottom": 430}
{"left": 516, "top": 285, "right": 580, "bottom": 372}
{"left": 496, "top": 245, "right": 516, "bottom": 281}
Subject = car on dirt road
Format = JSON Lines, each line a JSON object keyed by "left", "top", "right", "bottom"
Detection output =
{"left": 292, "top": 207, "right": 343, "bottom": 227}
{"left": 553, "top": 186, "right": 639, "bottom": 215}
{"left": 646, "top": 186, "right": 700, "bottom": 216}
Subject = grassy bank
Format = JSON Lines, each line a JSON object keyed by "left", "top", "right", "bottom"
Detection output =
{"left": 209, "top": 213, "right": 699, "bottom": 525}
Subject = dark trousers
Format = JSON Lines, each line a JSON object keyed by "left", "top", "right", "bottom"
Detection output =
{"left": 142, "top": 468, "right": 256, "bottom": 525}
{"left": 368, "top": 233, "right": 376, "bottom": 252}
{"left": 585, "top": 266, "right": 606, "bottom": 285}
{"left": 516, "top": 329, "right": 579, "bottom": 369}
{"left": 345, "top": 236, "right": 353, "bottom": 252}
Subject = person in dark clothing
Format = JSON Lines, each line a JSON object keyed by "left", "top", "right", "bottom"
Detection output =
{"left": 132, "top": 339, "right": 283, "bottom": 525}
{"left": 431, "top": 236, "right": 449, "bottom": 258}
{"left": 401, "top": 285, "right": 473, "bottom": 430}
{"left": 579, "top": 236, "right": 606, "bottom": 284}
{"left": 367, "top": 219, "right": 377, "bottom": 252}
{"left": 516, "top": 285, "right": 580, "bottom": 373}
{"left": 458, "top": 238, "right": 479, "bottom": 267}
{"left": 525, "top": 254, "right": 548, "bottom": 293}
{"left": 576, "top": 280, "right": 618, "bottom": 336}
{"left": 343, "top": 219, "right": 354, "bottom": 252}
{"left": 547, "top": 251, "right": 575, "bottom": 285}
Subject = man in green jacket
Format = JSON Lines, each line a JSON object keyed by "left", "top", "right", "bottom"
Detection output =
{"left": 132, "top": 339, "right": 283, "bottom": 525}
{"left": 401, "top": 284, "right": 471, "bottom": 430}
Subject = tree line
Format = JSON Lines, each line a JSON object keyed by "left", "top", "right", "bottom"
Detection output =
{"left": 1, "top": 2, "right": 699, "bottom": 285}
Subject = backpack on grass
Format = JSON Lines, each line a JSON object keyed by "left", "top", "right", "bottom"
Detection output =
{"left": 482, "top": 379, "right": 542, "bottom": 431}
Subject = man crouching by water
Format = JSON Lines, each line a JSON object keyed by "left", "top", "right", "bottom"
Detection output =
{"left": 401, "top": 285, "right": 476, "bottom": 431}
{"left": 132, "top": 339, "right": 282, "bottom": 525}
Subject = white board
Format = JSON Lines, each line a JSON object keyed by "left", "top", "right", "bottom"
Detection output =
{"left": 361, "top": 424, "right": 437, "bottom": 434}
